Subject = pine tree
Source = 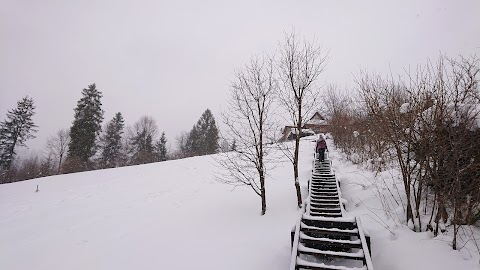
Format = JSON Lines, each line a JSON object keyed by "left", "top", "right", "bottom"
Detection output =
{"left": 67, "top": 84, "right": 104, "bottom": 169}
{"left": 155, "top": 132, "right": 168, "bottom": 161}
{"left": 0, "top": 96, "right": 38, "bottom": 173}
{"left": 196, "top": 109, "right": 219, "bottom": 155}
{"left": 179, "top": 109, "right": 219, "bottom": 157}
{"left": 99, "top": 112, "right": 124, "bottom": 168}
{"left": 182, "top": 109, "right": 219, "bottom": 156}
{"left": 185, "top": 125, "right": 200, "bottom": 156}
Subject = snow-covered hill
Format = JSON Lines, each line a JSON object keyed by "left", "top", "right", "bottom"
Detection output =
{"left": 0, "top": 139, "right": 315, "bottom": 270}
{"left": 2, "top": 137, "right": 479, "bottom": 270}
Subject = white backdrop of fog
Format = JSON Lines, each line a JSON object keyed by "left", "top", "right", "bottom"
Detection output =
{"left": 1, "top": 0, "right": 479, "bottom": 156}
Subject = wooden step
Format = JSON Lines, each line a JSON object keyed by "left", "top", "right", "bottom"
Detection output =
{"left": 311, "top": 182, "right": 337, "bottom": 185}
{"left": 310, "top": 187, "right": 337, "bottom": 192}
{"left": 310, "top": 198, "right": 339, "bottom": 203}
{"left": 302, "top": 216, "right": 357, "bottom": 229}
{"left": 310, "top": 185, "right": 337, "bottom": 189}
{"left": 312, "top": 175, "right": 336, "bottom": 178}
{"left": 311, "top": 187, "right": 337, "bottom": 192}
{"left": 310, "top": 193, "right": 338, "bottom": 197}
{"left": 314, "top": 168, "right": 331, "bottom": 171}
{"left": 313, "top": 173, "right": 335, "bottom": 176}
{"left": 299, "top": 232, "right": 362, "bottom": 249}
{"left": 311, "top": 197, "right": 339, "bottom": 202}
{"left": 311, "top": 194, "right": 339, "bottom": 199}
{"left": 300, "top": 222, "right": 359, "bottom": 237}
{"left": 311, "top": 188, "right": 337, "bottom": 192}
{"left": 310, "top": 203, "right": 340, "bottom": 208}
{"left": 312, "top": 176, "right": 336, "bottom": 180}
{"left": 310, "top": 212, "right": 342, "bottom": 218}
{"left": 310, "top": 200, "right": 340, "bottom": 206}
{"left": 312, "top": 177, "right": 336, "bottom": 180}
{"left": 311, "top": 194, "right": 339, "bottom": 198}
{"left": 310, "top": 206, "right": 342, "bottom": 212}
{"left": 312, "top": 177, "right": 335, "bottom": 180}
{"left": 303, "top": 215, "right": 356, "bottom": 223}
{"left": 298, "top": 243, "right": 365, "bottom": 260}
{"left": 311, "top": 183, "right": 337, "bottom": 187}
{"left": 312, "top": 180, "right": 336, "bottom": 184}
{"left": 296, "top": 258, "right": 367, "bottom": 270}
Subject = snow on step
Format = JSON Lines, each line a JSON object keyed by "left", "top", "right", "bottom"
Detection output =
{"left": 300, "top": 223, "right": 359, "bottom": 234}
{"left": 309, "top": 206, "right": 341, "bottom": 211}
{"left": 299, "top": 232, "right": 361, "bottom": 245}
{"left": 298, "top": 243, "right": 365, "bottom": 259}
{"left": 303, "top": 214, "right": 356, "bottom": 223}
{"left": 311, "top": 191, "right": 338, "bottom": 195}
{"left": 311, "top": 189, "right": 338, "bottom": 193}
{"left": 311, "top": 195, "right": 339, "bottom": 199}
{"left": 310, "top": 201, "right": 340, "bottom": 205}
{"left": 296, "top": 258, "right": 367, "bottom": 270}
{"left": 309, "top": 213, "right": 342, "bottom": 217}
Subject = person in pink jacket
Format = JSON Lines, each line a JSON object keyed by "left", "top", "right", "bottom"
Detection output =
{"left": 316, "top": 134, "right": 328, "bottom": 162}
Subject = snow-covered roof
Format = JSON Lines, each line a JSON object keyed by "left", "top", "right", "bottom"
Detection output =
{"left": 306, "top": 112, "right": 327, "bottom": 125}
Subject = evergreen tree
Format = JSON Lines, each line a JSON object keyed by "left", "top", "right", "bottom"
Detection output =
{"left": 196, "top": 109, "right": 219, "bottom": 155}
{"left": 183, "top": 109, "right": 219, "bottom": 156}
{"left": 0, "top": 96, "right": 38, "bottom": 173}
{"left": 155, "top": 132, "right": 168, "bottom": 161}
{"left": 185, "top": 124, "right": 200, "bottom": 156}
{"left": 99, "top": 112, "right": 124, "bottom": 168}
{"left": 67, "top": 84, "right": 104, "bottom": 169}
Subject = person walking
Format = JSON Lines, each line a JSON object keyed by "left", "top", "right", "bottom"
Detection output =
{"left": 316, "top": 134, "right": 328, "bottom": 162}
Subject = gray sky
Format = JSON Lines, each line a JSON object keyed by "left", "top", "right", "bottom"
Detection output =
{"left": 1, "top": 0, "right": 479, "bottom": 155}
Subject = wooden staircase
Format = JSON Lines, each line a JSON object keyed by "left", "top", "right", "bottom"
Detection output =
{"left": 290, "top": 152, "right": 374, "bottom": 270}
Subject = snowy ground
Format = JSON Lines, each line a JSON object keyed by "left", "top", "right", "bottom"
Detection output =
{"left": 1, "top": 137, "right": 479, "bottom": 269}
{"left": 0, "top": 139, "right": 315, "bottom": 270}
{"left": 328, "top": 138, "right": 480, "bottom": 270}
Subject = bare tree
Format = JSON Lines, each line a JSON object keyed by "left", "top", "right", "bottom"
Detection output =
{"left": 217, "top": 55, "right": 277, "bottom": 215}
{"left": 46, "top": 129, "right": 70, "bottom": 174}
{"left": 173, "top": 131, "right": 189, "bottom": 159}
{"left": 277, "top": 31, "right": 329, "bottom": 207}
{"left": 127, "top": 116, "right": 159, "bottom": 165}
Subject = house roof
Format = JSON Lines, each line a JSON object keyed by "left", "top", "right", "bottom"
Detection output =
{"left": 306, "top": 112, "right": 327, "bottom": 125}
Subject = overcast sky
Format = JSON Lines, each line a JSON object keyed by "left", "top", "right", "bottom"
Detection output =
{"left": 1, "top": 0, "right": 479, "bottom": 155}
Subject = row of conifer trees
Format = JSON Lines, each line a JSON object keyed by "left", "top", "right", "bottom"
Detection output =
{"left": 0, "top": 84, "right": 219, "bottom": 184}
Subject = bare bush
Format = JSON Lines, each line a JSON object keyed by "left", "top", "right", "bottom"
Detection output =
{"left": 343, "top": 54, "right": 480, "bottom": 249}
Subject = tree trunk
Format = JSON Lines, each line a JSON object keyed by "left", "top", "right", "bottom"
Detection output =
{"left": 294, "top": 104, "right": 303, "bottom": 208}
{"left": 58, "top": 153, "right": 63, "bottom": 174}
{"left": 260, "top": 173, "right": 266, "bottom": 215}
{"left": 259, "top": 124, "right": 266, "bottom": 215}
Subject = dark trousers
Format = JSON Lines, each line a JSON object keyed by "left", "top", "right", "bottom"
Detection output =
{"left": 318, "top": 149, "right": 325, "bottom": 161}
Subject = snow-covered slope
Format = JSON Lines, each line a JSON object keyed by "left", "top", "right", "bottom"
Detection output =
{"left": 2, "top": 137, "right": 479, "bottom": 270}
{"left": 0, "top": 139, "right": 315, "bottom": 270}
{"left": 328, "top": 141, "right": 480, "bottom": 270}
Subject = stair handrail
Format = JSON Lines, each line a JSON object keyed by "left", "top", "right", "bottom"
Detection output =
{"left": 356, "top": 217, "right": 374, "bottom": 270}
{"left": 289, "top": 199, "right": 306, "bottom": 270}
{"left": 306, "top": 151, "right": 316, "bottom": 215}
{"left": 335, "top": 171, "right": 347, "bottom": 217}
